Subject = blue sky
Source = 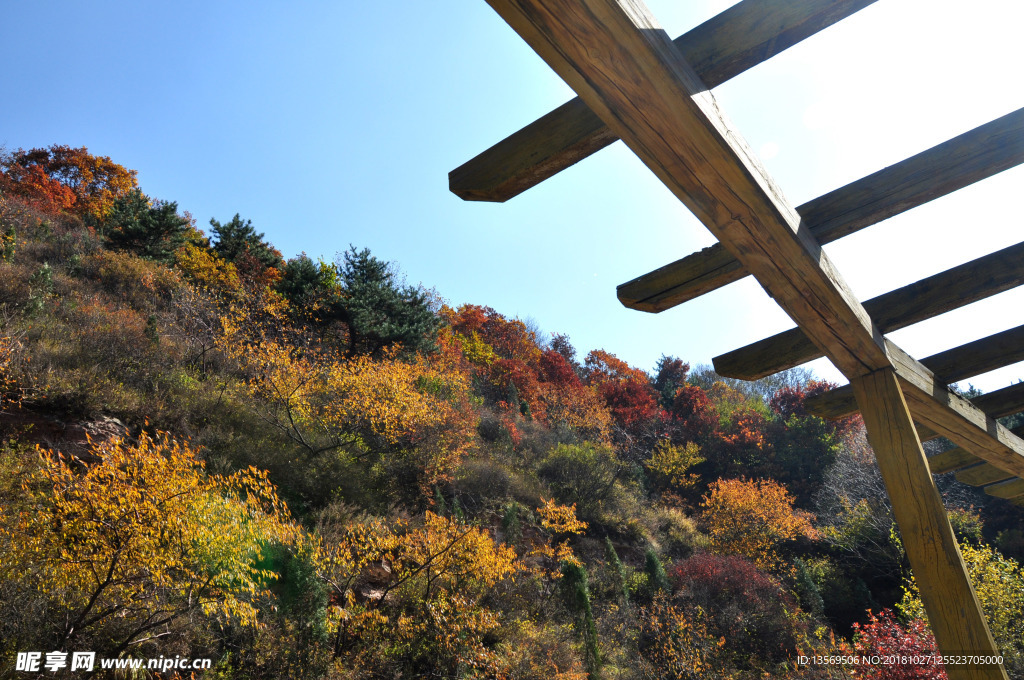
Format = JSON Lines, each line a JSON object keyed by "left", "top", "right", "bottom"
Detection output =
{"left": 4, "top": 1, "right": 1023, "bottom": 391}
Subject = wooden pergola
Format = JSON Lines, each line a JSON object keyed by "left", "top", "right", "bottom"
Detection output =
{"left": 449, "top": 1, "right": 1023, "bottom": 677}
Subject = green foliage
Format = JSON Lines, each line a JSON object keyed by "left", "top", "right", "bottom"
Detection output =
{"left": 337, "top": 246, "right": 440, "bottom": 357}
{"left": 538, "top": 442, "right": 619, "bottom": 517}
{"left": 560, "top": 560, "right": 601, "bottom": 677}
{"left": 210, "top": 213, "right": 283, "bottom": 271}
{"left": 604, "top": 537, "right": 628, "bottom": 599}
{"left": 104, "top": 188, "right": 191, "bottom": 262}
{"left": 641, "top": 547, "right": 670, "bottom": 599}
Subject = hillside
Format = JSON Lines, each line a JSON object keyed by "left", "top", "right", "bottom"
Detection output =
{"left": 2, "top": 145, "right": 1023, "bottom": 679}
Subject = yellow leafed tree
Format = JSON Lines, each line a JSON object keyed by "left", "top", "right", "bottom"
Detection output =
{"left": 0, "top": 432, "right": 298, "bottom": 656}
{"left": 700, "top": 478, "right": 817, "bottom": 574}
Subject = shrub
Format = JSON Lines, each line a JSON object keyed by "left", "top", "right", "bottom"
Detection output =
{"left": 670, "top": 553, "right": 806, "bottom": 668}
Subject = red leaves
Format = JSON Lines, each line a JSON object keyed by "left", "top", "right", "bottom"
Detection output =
{"left": 850, "top": 609, "right": 947, "bottom": 680}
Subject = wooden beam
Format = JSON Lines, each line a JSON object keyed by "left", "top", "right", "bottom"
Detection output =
{"left": 924, "top": 325, "right": 1024, "bottom": 383}
{"left": 985, "top": 477, "right": 1024, "bottom": 500}
{"left": 806, "top": 379, "right": 1024, "bottom": 423}
{"left": 888, "top": 342, "right": 1024, "bottom": 480}
{"left": 450, "top": 0, "right": 877, "bottom": 202}
{"left": 482, "top": 0, "right": 891, "bottom": 379}
{"left": 852, "top": 368, "right": 1006, "bottom": 675}
{"left": 929, "top": 448, "right": 985, "bottom": 475}
{"left": 955, "top": 463, "right": 1015, "bottom": 487}
{"left": 619, "top": 108, "right": 1024, "bottom": 312}
{"left": 714, "top": 241, "right": 1024, "bottom": 380}
{"left": 929, "top": 425, "right": 1024, "bottom": 475}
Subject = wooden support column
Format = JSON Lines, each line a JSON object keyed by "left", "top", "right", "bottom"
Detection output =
{"left": 851, "top": 368, "right": 1006, "bottom": 680}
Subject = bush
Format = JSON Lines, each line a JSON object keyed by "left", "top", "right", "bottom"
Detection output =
{"left": 670, "top": 553, "right": 806, "bottom": 668}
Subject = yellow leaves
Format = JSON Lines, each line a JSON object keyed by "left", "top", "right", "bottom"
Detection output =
{"left": 638, "top": 594, "right": 716, "bottom": 678}
{"left": 530, "top": 499, "right": 587, "bottom": 572}
{"left": 900, "top": 541, "right": 1024, "bottom": 671}
{"left": 647, "top": 440, "right": 704, "bottom": 490}
{"left": 220, "top": 305, "right": 476, "bottom": 492}
{"left": 1, "top": 431, "right": 298, "bottom": 632}
{"left": 537, "top": 498, "right": 588, "bottom": 535}
{"left": 175, "top": 242, "right": 241, "bottom": 292}
{"left": 700, "top": 478, "right": 817, "bottom": 574}
{"left": 317, "top": 511, "right": 520, "bottom": 677}
{"left": 0, "top": 334, "right": 21, "bottom": 411}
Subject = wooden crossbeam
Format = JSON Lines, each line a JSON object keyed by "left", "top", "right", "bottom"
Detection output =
{"left": 930, "top": 424, "right": 1024, "bottom": 476}
{"left": 985, "top": 477, "right": 1024, "bottom": 500}
{"left": 714, "top": 241, "right": 1024, "bottom": 380}
{"left": 930, "top": 447, "right": 987, "bottom": 475}
{"left": 450, "top": 0, "right": 877, "bottom": 202}
{"left": 888, "top": 342, "right": 1024, "bottom": 480}
{"left": 955, "top": 463, "right": 1014, "bottom": 486}
{"left": 852, "top": 369, "right": 1005, "bottom": 671}
{"left": 806, "top": 379, "right": 1024, "bottom": 422}
{"left": 481, "top": 0, "right": 891, "bottom": 379}
{"left": 924, "top": 324, "right": 1024, "bottom": 382}
{"left": 618, "top": 108, "right": 1024, "bottom": 312}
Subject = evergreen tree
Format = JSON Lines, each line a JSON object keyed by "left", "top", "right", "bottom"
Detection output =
{"left": 104, "top": 189, "right": 191, "bottom": 262}
{"left": 336, "top": 246, "right": 439, "bottom": 357}
{"left": 209, "top": 213, "right": 283, "bottom": 270}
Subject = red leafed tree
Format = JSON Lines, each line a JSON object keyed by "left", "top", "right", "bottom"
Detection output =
{"left": 582, "top": 349, "right": 662, "bottom": 460}
{"left": 850, "top": 609, "right": 947, "bottom": 680}
{"left": 0, "top": 145, "right": 138, "bottom": 220}
{"left": 440, "top": 304, "right": 540, "bottom": 366}
{"left": 669, "top": 384, "right": 719, "bottom": 445}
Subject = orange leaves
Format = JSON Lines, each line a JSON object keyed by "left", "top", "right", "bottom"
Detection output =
{"left": 0, "top": 334, "right": 22, "bottom": 411}
{"left": 0, "top": 145, "right": 138, "bottom": 220}
{"left": 637, "top": 594, "right": 716, "bottom": 679}
{"left": 537, "top": 497, "right": 588, "bottom": 535}
{"left": 699, "top": 478, "right": 817, "bottom": 574}
{"left": 530, "top": 499, "right": 587, "bottom": 572}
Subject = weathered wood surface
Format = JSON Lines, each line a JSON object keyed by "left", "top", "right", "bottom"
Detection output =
{"left": 451, "top": 0, "right": 877, "bottom": 202}
{"left": 888, "top": 342, "right": 1024, "bottom": 480}
{"left": 929, "top": 448, "right": 985, "bottom": 475}
{"left": 937, "top": 421, "right": 1024, "bottom": 475}
{"left": 924, "top": 325, "right": 1024, "bottom": 383}
{"left": 714, "top": 241, "right": 1024, "bottom": 380}
{"left": 853, "top": 369, "right": 1007, "bottom": 676}
{"left": 985, "top": 477, "right": 1024, "bottom": 500}
{"left": 619, "top": 108, "right": 1024, "bottom": 312}
{"left": 807, "top": 380, "right": 1024, "bottom": 423}
{"left": 955, "top": 463, "right": 1015, "bottom": 487}
{"left": 481, "top": 0, "right": 892, "bottom": 379}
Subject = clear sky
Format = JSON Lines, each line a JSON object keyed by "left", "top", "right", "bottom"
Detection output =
{"left": 3, "top": 0, "right": 1022, "bottom": 391}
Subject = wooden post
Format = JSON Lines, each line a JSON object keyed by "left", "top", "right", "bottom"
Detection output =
{"left": 851, "top": 368, "right": 1007, "bottom": 680}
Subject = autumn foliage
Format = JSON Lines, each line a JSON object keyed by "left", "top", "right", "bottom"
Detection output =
{"left": 3, "top": 144, "right": 1021, "bottom": 679}
{"left": 700, "top": 477, "right": 817, "bottom": 573}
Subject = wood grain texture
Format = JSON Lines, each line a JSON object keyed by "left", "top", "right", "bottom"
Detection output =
{"left": 806, "top": 379, "right": 1024, "bottom": 423}
{"left": 955, "top": 463, "right": 1015, "bottom": 486}
{"left": 715, "top": 241, "right": 1024, "bottom": 380}
{"left": 482, "top": 0, "right": 890, "bottom": 379}
{"left": 619, "top": 108, "right": 1024, "bottom": 312}
{"left": 888, "top": 341, "right": 1024, "bottom": 480}
{"left": 852, "top": 369, "right": 1006, "bottom": 674}
{"left": 451, "top": 0, "right": 877, "bottom": 202}
{"left": 929, "top": 448, "right": 985, "bottom": 475}
{"left": 985, "top": 477, "right": 1024, "bottom": 500}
